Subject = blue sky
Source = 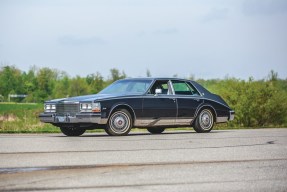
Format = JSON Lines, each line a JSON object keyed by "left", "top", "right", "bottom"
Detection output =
{"left": 0, "top": 0, "right": 286, "bottom": 79}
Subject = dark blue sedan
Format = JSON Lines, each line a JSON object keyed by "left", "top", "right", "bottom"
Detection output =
{"left": 39, "top": 78, "right": 234, "bottom": 136}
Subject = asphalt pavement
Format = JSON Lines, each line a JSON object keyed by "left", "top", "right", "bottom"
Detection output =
{"left": 0, "top": 128, "right": 287, "bottom": 191}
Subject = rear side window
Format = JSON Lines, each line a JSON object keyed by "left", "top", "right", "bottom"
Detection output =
{"left": 172, "top": 81, "right": 200, "bottom": 95}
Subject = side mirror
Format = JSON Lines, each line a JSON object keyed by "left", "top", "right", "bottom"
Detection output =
{"left": 155, "top": 89, "right": 162, "bottom": 95}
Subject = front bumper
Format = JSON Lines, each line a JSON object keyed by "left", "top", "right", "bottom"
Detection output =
{"left": 229, "top": 110, "right": 235, "bottom": 121}
{"left": 39, "top": 113, "right": 108, "bottom": 124}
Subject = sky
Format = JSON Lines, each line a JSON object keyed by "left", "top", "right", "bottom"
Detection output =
{"left": 0, "top": 0, "right": 287, "bottom": 80}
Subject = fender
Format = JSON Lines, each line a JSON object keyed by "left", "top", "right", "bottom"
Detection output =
{"left": 194, "top": 103, "right": 218, "bottom": 120}
{"left": 108, "top": 103, "right": 137, "bottom": 122}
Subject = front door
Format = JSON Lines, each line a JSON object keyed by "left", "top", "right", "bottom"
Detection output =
{"left": 136, "top": 80, "right": 177, "bottom": 127}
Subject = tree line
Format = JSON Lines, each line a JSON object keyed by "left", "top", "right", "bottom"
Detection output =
{"left": 0, "top": 65, "right": 286, "bottom": 127}
{"left": 0, "top": 65, "right": 126, "bottom": 103}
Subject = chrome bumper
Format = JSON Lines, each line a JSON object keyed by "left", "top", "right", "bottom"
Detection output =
{"left": 39, "top": 113, "right": 108, "bottom": 124}
{"left": 229, "top": 110, "right": 235, "bottom": 121}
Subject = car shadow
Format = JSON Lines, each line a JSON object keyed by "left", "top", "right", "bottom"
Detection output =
{"left": 51, "top": 130, "right": 226, "bottom": 138}
{"left": 82, "top": 131, "right": 195, "bottom": 137}
{"left": 51, "top": 130, "right": 228, "bottom": 138}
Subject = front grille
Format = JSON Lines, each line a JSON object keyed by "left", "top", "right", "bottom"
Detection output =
{"left": 56, "top": 102, "right": 79, "bottom": 116}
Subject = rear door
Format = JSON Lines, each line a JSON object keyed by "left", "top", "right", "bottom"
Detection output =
{"left": 171, "top": 80, "right": 203, "bottom": 125}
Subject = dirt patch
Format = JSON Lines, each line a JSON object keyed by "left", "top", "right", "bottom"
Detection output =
{"left": 0, "top": 114, "right": 19, "bottom": 122}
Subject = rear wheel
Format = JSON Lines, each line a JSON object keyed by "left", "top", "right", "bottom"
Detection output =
{"left": 147, "top": 128, "right": 165, "bottom": 134}
{"left": 105, "top": 109, "right": 132, "bottom": 136}
{"left": 193, "top": 108, "right": 214, "bottom": 133}
{"left": 60, "top": 127, "right": 86, "bottom": 136}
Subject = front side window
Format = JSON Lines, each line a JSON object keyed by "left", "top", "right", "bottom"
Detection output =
{"left": 172, "top": 81, "right": 199, "bottom": 95}
{"left": 148, "top": 80, "right": 170, "bottom": 95}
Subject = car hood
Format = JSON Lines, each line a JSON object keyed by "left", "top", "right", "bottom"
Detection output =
{"left": 46, "top": 93, "right": 139, "bottom": 103}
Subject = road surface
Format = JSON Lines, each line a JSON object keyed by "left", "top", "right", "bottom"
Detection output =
{"left": 0, "top": 128, "right": 287, "bottom": 191}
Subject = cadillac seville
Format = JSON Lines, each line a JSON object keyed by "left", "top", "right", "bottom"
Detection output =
{"left": 39, "top": 78, "right": 235, "bottom": 136}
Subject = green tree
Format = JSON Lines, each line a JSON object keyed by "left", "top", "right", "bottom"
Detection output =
{"left": 69, "top": 76, "right": 90, "bottom": 96}
{"left": 108, "top": 68, "right": 126, "bottom": 82}
{"left": 36, "top": 67, "right": 58, "bottom": 102}
{"left": 22, "top": 67, "right": 38, "bottom": 102}
{"left": 0, "top": 65, "right": 24, "bottom": 101}
{"left": 53, "top": 75, "right": 70, "bottom": 98}
{"left": 86, "top": 72, "right": 104, "bottom": 93}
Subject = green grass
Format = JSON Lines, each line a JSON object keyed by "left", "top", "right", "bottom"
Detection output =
{"left": 0, "top": 102, "right": 42, "bottom": 111}
{"left": 0, "top": 103, "right": 59, "bottom": 133}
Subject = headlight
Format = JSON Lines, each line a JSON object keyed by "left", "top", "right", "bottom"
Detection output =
{"left": 92, "top": 102, "right": 101, "bottom": 112}
{"left": 80, "top": 102, "right": 101, "bottom": 112}
{"left": 81, "top": 103, "right": 92, "bottom": 110}
{"left": 44, "top": 104, "right": 56, "bottom": 113}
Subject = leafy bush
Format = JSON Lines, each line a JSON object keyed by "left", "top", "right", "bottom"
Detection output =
{"left": 200, "top": 77, "right": 287, "bottom": 127}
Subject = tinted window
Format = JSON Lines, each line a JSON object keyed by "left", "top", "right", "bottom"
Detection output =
{"left": 99, "top": 79, "right": 152, "bottom": 94}
{"left": 172, "top": 81, "right": 199, "bottom": 95}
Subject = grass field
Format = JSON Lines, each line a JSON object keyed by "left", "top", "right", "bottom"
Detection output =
{"left": 0, "top": 103, "right": 60, "bottom": 133}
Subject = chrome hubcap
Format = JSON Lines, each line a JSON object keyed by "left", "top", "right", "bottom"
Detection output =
{"left": 110, "top": 111, "right": 130, "bottom": 133}
{"left": 114, "top": 116, "right": 125, "bottom": 129}
{"left": 199, "top": 110, "right": 213, "bottom": 130}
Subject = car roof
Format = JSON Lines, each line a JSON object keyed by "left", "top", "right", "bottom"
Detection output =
{"left": 121, "top": 77, "right": 194, "bottom": 82}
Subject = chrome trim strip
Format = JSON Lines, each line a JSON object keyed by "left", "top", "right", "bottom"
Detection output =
{"left": 201, "top": 97, "right": 230, "bottom": 109}
{"left": 175, "top": 118, "right": 194, "bottom": 125}
{"left": 39, "top": 114, "right": 55, "bottom": 123}
{"left": 216, "top": 116, "right": 228, "bottom": 123}
{"left": 134, "top": 119, "right": 154, "bottom": 127}
{"left": 134, "top": 118, "right": 194, "bottom": 127}
{"left": 134, "top": 118, "right": 175, "bottom": 127}
{"left": 96, "top": 96, "right": 145, "bottom": 102}
{"left": 168, "top": 80, "right": 175, "bottom": 95}
{"left": 151, "top": 119, "right": 174, "bottom": 126}
{"left": 229, "top": 110, "right": 235, "bottom": 121}
{"left": 39, "top": 113, "right": 108, "bottom": 124}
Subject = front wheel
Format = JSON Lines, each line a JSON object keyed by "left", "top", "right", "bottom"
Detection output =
{"left": 60, "top": 127, "right": 86, "bottom": 136}
{"left": 193, "top": 109, "right": 214, "bottom": 133}
{"left": 105, "top": 109, "right": 132, "bottom": 136}
{"left": 147, "top": 128, "right": 165, "bottom": 134}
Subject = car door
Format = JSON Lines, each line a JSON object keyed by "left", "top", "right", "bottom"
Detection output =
{"left": 171, "top": 80, "right": 203, "bottom": 125}
{"left": 139, "top": 80, "right": 177, "bottom": 127}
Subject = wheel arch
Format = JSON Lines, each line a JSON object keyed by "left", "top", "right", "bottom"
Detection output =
{"left": 108, "top": 104, "right": 136, "bottom": 125}
{"left": 194, "top": 104, "right": 217, "bottom": 123}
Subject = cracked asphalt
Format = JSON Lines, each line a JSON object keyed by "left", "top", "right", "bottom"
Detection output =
{"left": 0, "top": 128, "right": 287, "bottom": 191}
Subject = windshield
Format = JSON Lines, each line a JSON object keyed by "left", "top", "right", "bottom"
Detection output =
{"left": 99, "top": 79, "right": 153, "bottom": 95}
